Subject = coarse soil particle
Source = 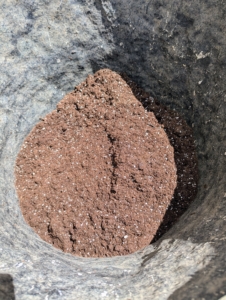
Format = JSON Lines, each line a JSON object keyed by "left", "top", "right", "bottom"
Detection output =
{"left": 15, "top": 69, "right": 196, "bottom": 258}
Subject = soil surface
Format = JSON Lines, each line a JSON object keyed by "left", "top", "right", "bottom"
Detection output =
{"left": 15, "top": 69, "right": 197, "bottom": 258}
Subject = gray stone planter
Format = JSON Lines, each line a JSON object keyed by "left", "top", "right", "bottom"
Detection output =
{"left": 0, "top": 0, "right": 225, "bottom": 299}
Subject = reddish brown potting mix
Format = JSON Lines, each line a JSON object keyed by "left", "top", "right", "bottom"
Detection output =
{"left": 15, "top": 69, "right": 198, "bottom": 258}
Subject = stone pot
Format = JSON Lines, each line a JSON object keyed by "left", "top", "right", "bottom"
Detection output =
{"left": 0, "top": 0, "right": 225, "bottom": 299}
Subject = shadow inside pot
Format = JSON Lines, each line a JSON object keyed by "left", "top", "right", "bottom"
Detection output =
{"left": 0, "top": 274, "right": 15, "bottom": 300}
{"left": 121, "top": 73, "right": 199, "bottom": 243}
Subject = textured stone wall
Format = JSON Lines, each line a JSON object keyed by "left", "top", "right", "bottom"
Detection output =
{"left": 0, "top": 0, "right": 225, "bottom": 299}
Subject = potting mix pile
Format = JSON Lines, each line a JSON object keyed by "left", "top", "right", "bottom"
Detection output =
{"left": 15, "top": 69, "right": 198, "bottom": 257}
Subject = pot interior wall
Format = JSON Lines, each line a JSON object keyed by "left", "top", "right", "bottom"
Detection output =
{"left": 0, "top": 0, "right": 225, "bottom": 299}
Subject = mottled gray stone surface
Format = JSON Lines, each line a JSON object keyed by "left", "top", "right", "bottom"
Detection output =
{"left": 0, "top": 0, "right": 225, "bottom": 299}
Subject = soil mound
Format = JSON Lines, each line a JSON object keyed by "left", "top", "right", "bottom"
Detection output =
{"left": 15, "top": 69, "right": 177, "bottom": 257}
